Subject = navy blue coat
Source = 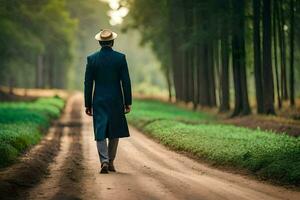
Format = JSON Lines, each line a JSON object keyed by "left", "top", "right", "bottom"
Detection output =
{"left": 84, "top": 46, "right": 132, "bottom": 141}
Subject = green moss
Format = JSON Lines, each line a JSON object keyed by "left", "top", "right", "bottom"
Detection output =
{"left": 127, "top": 100, "right": 300, "bottom": 185}
{"left": 0, "top": 97, "right": 64, "bottom": 167}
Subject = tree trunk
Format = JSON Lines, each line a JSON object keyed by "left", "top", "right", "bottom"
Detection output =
{"left": 219, "top": 0, "right": 230, "bottom": 112}
{"left": 289, "top": 0, "right": 295, "bottom": 106}
{"left": 188, "top": 51, "right": 194, "bottom": 103}
{"left": 232, "top": 39, "right": 243, "bottom": 117}
{"left": 262, "top": 0, "right": 276, "bottom": 114}
{"left": 192, "top": 47, "right": 198, "bottom": 109}
{"left": 278, "top": 0, "right": 288, "bottom": 100}
{"left": 35, "top": 54, "right": 43, "bottom": 88}
{"left": 169, "top": 0, "right": 184, "bottom": 102}
{"left": 273, "top": 1, "right": 282, "bottom": 109}
{"left": 165, "top": 67, "right": 172, "bottom": 102}
{"left": 198, "top": 43, "right": 210, "bottom": 106}
{"left": 220, "top": 34, "right": 230, "bottom": 112}
{"left": 208, "top": 42, "right": 216, "bottom": 107}
{"left": 195, "top": 2, "right": 210, "bottom": 107}
{"left": 231, "top": 0, "right": 251, "bottom": 116}
{"left": 253, "top": 0, "right": 264, "bottom": 114}
{"left": 48, "top": 55, "right": 54, "bottom": 88}
{"left": 214, "top": 40, "right": 221, "bottom": 108}
{"left": 185, "top": 1, "right": 194, "bottom": 104}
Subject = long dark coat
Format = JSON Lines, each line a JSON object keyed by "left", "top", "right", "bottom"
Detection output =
{"left": 84, "top": 46, "right": 132, "bottom": 141}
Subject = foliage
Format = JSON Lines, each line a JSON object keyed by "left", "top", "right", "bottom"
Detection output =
{"left": 124, "top": 0, "right": 172, "bottom": 96}
{"left": 126, "top": 0, "right": 300, "bottom": 112}
{"left": 127, "top": 99, "right": 300, "bottom": 185}
{"left": 128, "top": 99, "right": 214, "bottom": 128}
{"left": 0, "top": 0, "right": 173, "bottom": 92}
{"left": 0, "top": 0, "right": 111, "bottom": 89}
{"left": 0, "top": 0, "right": 77, "bottom": 88}
{"left": 65, "top": 0, "right": 110, "bottom": 89}
{"left": 0, "top": 97, "right": 64, "bottom": 167}
{"left": 133, "top": 82, "right": 169, "bottom": 97}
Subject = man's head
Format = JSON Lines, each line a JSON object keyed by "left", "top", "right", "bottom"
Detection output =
{"left": 95, "top": 29, "right": 117, "bottom": 47}
{"left": 99, "top": 40, "right": 114, "bottom": 47}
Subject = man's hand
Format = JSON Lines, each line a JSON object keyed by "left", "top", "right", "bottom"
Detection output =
{"left": 85, "top": 107, "right": 93, "bottom": 116}
{"left": 124, "top": 105, "right": 131, "bottom": 114}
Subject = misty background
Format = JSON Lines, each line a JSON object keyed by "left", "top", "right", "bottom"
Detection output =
{"left": 70, "top": 0, "right": 167, "bottom": 94}
{"left": 0, "top": 0, "right": 168, "bottom": 96}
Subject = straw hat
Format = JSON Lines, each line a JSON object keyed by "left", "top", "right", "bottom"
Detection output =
{"left": 95, "top": 29, "right": 118, "bottom": 41}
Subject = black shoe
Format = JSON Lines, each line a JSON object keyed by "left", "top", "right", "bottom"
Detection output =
{"left": 100, "top": 162, "right": 109, "bottom": 174}
{"left": 108, "top": 162, "right": 116, "bottom": 172}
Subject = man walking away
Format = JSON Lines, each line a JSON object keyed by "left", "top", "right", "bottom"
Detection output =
{"left": 84, "top": 29, "right": 132, "bottom": 174}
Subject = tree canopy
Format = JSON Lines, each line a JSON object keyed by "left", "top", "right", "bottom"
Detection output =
{"left": 0, "top": 0, "right": 108, "bottom": 89}
{"left": 125, "top": 0, "right": 300, "bottom": 115}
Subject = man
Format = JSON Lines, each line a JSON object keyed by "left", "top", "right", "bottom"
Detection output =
{"left": 84, "top": 29, "right": 132, "bottom": 174}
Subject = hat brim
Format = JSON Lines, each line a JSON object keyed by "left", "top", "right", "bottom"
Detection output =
{"left": 95, "top": 32, "right": 118, "bottom": 41}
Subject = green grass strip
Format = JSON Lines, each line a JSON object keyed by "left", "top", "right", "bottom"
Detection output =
{"left": 0, "top": 96, "right": 65, "bottom": 167}
{"left": 128, "top": 99, "right": 214, "bottom": 127}
{"left": 127, "top": 99, "right": 300, "bottom": 185}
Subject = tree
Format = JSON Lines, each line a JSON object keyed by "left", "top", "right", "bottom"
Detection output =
{"left": 289, "top": 0, "right": 295, "bottom": 106}
{"left": 219, "top": 0, "right": 230, "bottom": 112}
{"left": 253, "top": 0, "right": 264, "bottom": 114}
{"left": 277, "top": 0, "right": 289, "bottom": 100}
{"left": 231, "top": 0, "right": 251, "bottom": 116}
{"left": 126, "top": 0, "right": 174, "bottom": 100}
{"left": 0, "top": 0, "right": 77, "bottom": 89}
{"left": 272, "top": 0, "right": 282, "bottom": 109}
{"left": 125, "top": 0, "right": 299, "bottom": 116}
{"left": 262, "top": 0, "right": 275, "bottom": 114}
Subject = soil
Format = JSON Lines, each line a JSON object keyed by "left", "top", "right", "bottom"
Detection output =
{"left": 223, "top": 115, "right": 300, "bottom": 137}
{"left": 0, "top": 87, "right": 69, "bottom": 102}
{"left": 0, "top": 93, "right": 299, "bottom": 200}
{"left": 0, "top": 93, "right": 82, "bottom": 199}
{"left": 0, "top": 90, "right": 36, "bottom": 102}
{"left": 136, "top": 96, "right": 300, "bottom": 137}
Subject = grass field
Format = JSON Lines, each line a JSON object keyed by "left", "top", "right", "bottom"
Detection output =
{"left": 127, "top": 99, "right": 300, "bottom": 185}
{"left": 128, "top": 99, "right": 215, "bottom": 127}
{"left": 0, "top": 97, "right": 65, "bottom": 167}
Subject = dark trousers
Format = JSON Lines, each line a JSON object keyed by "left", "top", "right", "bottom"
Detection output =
{"left": 96, "top": 138, "right": 119, "bottom": 164}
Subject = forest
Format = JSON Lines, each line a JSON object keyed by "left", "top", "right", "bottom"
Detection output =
{"left": 1, "top": 1, "right": 300, "bottom": 198}
{"left": 0, "top": 0, "right": 111, "bottom": 90}
{"left": 0, "top": 0, "right": 166, "bottom": 93}
{"left": 1, "top": 0, "right": 299, "bottom": 116}
{"left": 125, "top": 0, "right": 300, "bottom": 116}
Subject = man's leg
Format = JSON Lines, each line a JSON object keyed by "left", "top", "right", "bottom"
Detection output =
{"left": 108, "top": 138, "right": 119, "bottom": 171}
{"left": 96, "top": 139, "right": 109, "bottom": 164}
{"left": 108, "top": 138, "right": 119, "bottom": 162}
{"left": 96, "top": 139, "right": 110, "bottom": 173}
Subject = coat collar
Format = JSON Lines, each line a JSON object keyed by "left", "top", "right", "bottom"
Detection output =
{"left": 100, "top": 46, "right": 113, "bottom": 51}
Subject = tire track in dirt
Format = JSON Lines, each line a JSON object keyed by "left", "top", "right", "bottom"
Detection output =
{"left": 28, "top": 93, "right": 84, "bottom": 200}
{"left": 27, "top": 127, "right": 73, "bottom": 199}
{"left": 80, "top": 110, "right": 300, "bottom": 200}
{"left": 0, "top": 93, "right": 84, "bottom": 200}
{"left": 1, "top": 93, "right": 300, "bottom": 200}
{"left": 121, "top": 128, "right": 300, "bottom": 200}
{"left": 0, "top": 106, "right": 67, "bottom": 200}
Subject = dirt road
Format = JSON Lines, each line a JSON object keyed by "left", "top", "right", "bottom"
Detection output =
{"left": 1, "top": 94, "right": 299, "bottom": 200}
